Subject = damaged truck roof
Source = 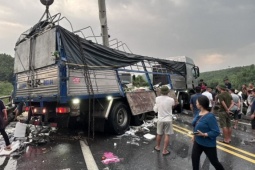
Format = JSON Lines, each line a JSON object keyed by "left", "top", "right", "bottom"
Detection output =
{"left": 16, "top": 23, "right": 186, "bottom": 76}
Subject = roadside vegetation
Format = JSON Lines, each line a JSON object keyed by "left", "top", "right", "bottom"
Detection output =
{"left": 200, "top": 65, "right": 255, "bottom": 90}
{"left": 0, "top": 54, "right": 14, "bottom": 98}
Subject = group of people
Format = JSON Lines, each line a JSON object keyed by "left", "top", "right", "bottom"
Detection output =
{"left": 194, "top": 79, "right": 255, "bottom": 143}
{"left": 153, "top": 79, "right": 255, "bottom": 170}
{"left": 153, "top": 85, "right": 224, "bottom": 169}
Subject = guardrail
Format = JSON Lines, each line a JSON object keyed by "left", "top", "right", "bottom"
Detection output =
{"left": 0, "top": 95, "right": 12, "bottom": 105}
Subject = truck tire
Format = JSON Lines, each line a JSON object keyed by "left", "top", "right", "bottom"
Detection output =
{"left": 131, "top": 113, "right": 146, "bottom": 126}
{"left": 108, "top": 102, "right": 130, "bottom": 135}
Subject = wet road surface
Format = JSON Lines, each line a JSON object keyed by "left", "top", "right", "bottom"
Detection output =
{"left": 90, "top": 116, "right": 255, "bottom": 170}
{"left": 0, "top": 113, "right": 255, "bottom": 170}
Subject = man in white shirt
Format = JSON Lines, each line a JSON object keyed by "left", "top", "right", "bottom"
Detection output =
{"left": 153, "top": 86, "right": 175, "bottom": 156}
{"left": 202, "top": 87, "right": 213, "bottom": 111}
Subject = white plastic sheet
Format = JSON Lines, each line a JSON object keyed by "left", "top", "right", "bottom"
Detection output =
{"left": 14, "top": 122, "right": 27, "bottom": 138}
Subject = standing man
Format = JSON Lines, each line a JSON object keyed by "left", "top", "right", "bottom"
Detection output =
{"left": 229, "top": 89, "right": 241, "bottom": 129}
{"left": 153, "top": 86, "right": 175, "bottom": 156}
{"left": 198, "top": 79, "right": 207, "bottom": 93}
{"left": 190, "top": 86, "right": 202, "bottom": 118}
{"left": 202, "top": 87, "right": 213, "bottom": 111}
{"left": 0, "top": 99, "right": 12, "bottom": 151}
{"left": 217, "top": 85, "right": 234, "bottom": 144}
{"left": 249, "top": 89, "right": 255, "bottom": 142}
{"left": 224, "top": 78, "right": 232, "bottom": 89}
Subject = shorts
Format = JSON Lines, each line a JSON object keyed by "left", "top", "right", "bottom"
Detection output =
{"left": 218, "top": 111, "right": 232, "bottom": 128}
{"left": 251, "top": 118, "right": 255, "bottom": 130}
{"left": 231, "top": 110, "right": 241, "bottom": 120}
{"left": 157, "top": 121, "right": 174, "bottom": 135}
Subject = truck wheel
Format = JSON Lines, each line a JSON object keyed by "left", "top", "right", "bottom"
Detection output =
{"left": 131, "top": 113, "right": 146, "bottom": 126}
{"left": 108, "top": 102, "right": 130, "bottom": 135}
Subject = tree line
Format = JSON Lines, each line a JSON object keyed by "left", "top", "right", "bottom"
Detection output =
{"left": 200, "top": 64, "right": 255, "bottom": 90}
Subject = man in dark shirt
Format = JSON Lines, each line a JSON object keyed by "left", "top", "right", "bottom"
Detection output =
{"left": 198, "top": 79, "right": 207, "bottom": 93}
{"left": 217, "top": 84, "right": 234, "bottom": 144}
{"left": 224, "top": 78, "right": 232, "bottom": 89}
{"left": 190, "top": 86, "right": 202, "bottom": 118}
{"left": 198, "top": 79, "right": 207, "bottom": 87}
{"left": 0, "top": 100, "right": 12, "bottom": 151}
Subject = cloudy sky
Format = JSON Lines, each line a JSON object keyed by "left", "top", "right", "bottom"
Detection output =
{"left": 0, "top": 0, "right": 255, "bottom": 72}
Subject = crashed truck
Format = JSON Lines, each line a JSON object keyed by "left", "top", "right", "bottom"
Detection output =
{"left": 12, "top": 20, "right": 200, "bottom": 135}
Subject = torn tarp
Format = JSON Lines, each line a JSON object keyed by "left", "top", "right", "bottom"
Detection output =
{"left": 57, "top": 26, "right": 187, "bottom": 76}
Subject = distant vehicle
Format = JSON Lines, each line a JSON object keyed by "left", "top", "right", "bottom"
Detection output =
{"left": 12, "top": 1, "right": 199, "bottom": 135}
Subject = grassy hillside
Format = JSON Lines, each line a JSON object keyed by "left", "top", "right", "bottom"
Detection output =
{"left": 200, "top": 64, "right": 255, "bottom": 90}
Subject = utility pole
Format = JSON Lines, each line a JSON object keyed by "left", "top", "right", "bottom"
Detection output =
{"left": 98, "top": 0, "right": 109, "bottom": 47}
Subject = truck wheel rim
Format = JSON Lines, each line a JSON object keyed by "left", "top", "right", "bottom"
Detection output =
{"left": 116, "top": 108, "right": 127, "bottom": 127}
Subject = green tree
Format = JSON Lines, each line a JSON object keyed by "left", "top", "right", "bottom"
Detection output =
{"left": 200, "top": 65, "right": 255, "bottom": 90}
{"left": 0, "top": 53, "right": 14, "bottom": 82}
{"left": 132, "top": 75, "right": 148, "bottom": 87}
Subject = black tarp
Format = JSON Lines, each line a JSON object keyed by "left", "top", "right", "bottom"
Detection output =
{"left": 57, "top": 26, "right": 186, "bottom": 76}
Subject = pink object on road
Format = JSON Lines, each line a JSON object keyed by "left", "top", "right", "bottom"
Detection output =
{"left": 101, "top": 152, "right": 121, "bottom": 164}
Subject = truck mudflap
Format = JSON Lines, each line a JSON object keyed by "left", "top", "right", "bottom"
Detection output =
{"left": 126, "top": 91, "right": 156, "bottom": 115}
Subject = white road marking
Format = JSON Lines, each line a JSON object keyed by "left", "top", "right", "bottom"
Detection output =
{"left": 80, "top": 140, "right": 99, "bottom": 170}
{"left": 236, "top": 121, "right": 251, "bottom": 126}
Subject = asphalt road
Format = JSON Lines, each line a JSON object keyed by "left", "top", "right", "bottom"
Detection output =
{"left": 0, "top": 113, "right": 255, "bottom": 170}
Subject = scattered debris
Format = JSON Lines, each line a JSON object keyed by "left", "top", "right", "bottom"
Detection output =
{"left": 101, "top": 152, "right": 121, "bottom": 165}
{"left": 14, "top": 122, "right": 27, "bottom": 138}
{"left": 0, "top": 121, "right": 58, "bottom": 158}
{"left": 129, "top": 141, "right": 139, "bottom": 146}
{"left": 0, "top": 141, "right": 21, "bottom": 156}
{"left": 143, "top": 134, "right": 156, "bottom": 140}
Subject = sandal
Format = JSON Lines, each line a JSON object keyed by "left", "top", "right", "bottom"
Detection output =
{"left": 162, "top": 150, "right": 170, "bottom": 156}
{"left": 220, "top": 140, "right": 230, "bottom": 144}
{"left": 4, "top": 147, "right": 12, "bottom": 151}
{"left": 154, "top": 146, "right": 160, "bottom": 152}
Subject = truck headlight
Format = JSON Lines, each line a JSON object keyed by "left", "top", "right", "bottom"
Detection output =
{"left": 107, "top": 96, "right": 113, "bottom": 100}
{"left": 72, "top": 98, "right": 80, "bottom": 104}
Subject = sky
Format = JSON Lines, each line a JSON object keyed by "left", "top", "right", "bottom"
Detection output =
{"left": 0, "top": 0, "right": 255, "bottom": 72}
